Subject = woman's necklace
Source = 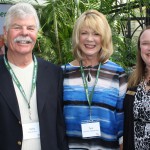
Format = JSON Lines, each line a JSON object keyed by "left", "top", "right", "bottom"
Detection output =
{"left": 87, "top": 68, "right": 92, "bottom": 82}
{"left": 82, "top": 60, "right": 99, "bottom": 83}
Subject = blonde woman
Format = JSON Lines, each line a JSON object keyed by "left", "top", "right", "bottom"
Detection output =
{"left": 62, "top": 10, "right": 127, "bottom": 150}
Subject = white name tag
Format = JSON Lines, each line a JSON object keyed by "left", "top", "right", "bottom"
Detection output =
{"left": 81, "top": 121, "right": 101, "bottom": 138}
{"left": 22, "top": 122, "right": 40, "bottom": 140}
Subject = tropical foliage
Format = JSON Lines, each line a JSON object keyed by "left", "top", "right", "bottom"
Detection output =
{"left": 0, "top": 0, "right": 149, "bottom": 71}
{"left": 34, "top": 0, "right": 142, "bottom": 70}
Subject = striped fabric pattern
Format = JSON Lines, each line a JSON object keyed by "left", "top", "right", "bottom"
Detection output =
{"left": 62, "top": 60, "right": 127, "bottom": 150}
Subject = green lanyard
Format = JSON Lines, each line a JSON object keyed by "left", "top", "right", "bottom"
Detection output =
{"left": 80, "top": 61, "right": 101, "bottom": 119}
{"left": 4, "top": 55, "right": 38, "bottom": 119}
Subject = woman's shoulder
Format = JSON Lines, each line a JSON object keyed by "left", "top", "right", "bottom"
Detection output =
{"left": 61, "top": 60, "right": 80, "bottom": 72}
{"left": 102, "top": 60, "right": 125, "bottom": 72}
{"left": 126, "top": 86, "right": 137, "bottom": 94}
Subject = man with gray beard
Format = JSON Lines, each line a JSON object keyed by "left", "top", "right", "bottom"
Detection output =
{"left": 0, "top": 2, "right": 68, "bottom": 150}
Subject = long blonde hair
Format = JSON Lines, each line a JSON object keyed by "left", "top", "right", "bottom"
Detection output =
{"left": 72, "top": 9, "right": 113, "bottom": 63}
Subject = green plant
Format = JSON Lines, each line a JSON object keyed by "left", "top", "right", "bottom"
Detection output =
{"left": 0, "top": 0, "right": 148, "bottom": 70}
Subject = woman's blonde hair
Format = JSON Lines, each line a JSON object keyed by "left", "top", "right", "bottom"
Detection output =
{"left": 128, "top": 26, "right": 150, "bottom": 88}
{"left": 72, "top": 9, "right": 113, "bottom": 63}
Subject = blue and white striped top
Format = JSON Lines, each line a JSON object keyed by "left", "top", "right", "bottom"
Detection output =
{"left": 62, "top": 60, "right": 127, "bottom": 150}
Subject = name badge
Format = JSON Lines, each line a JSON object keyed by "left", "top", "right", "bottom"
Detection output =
{"left": 81, "top": 120, "right": 101, "bottom": 138}
{"left": 22, "top": 122, "right": 40, "bottom": 140}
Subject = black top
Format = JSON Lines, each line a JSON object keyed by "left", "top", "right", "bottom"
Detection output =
{"left": 123, "top": 87, "right": 137, "bottom": 150}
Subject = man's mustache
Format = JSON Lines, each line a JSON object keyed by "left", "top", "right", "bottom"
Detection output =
{"left": 14, "top": 36, "right": 34, "bottom": 44}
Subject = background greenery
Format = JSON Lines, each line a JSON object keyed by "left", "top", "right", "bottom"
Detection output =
{"left": 0, "top": 0, "right": 149, "bottom": 72}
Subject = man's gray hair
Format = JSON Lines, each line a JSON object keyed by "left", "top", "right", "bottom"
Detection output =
{"left": 4, "top": 2, "right": 40, "bottom": 31}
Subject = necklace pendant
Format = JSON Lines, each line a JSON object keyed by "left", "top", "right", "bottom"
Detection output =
{"left": 87, "top": 71, "right": 92, "bottom": 82}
